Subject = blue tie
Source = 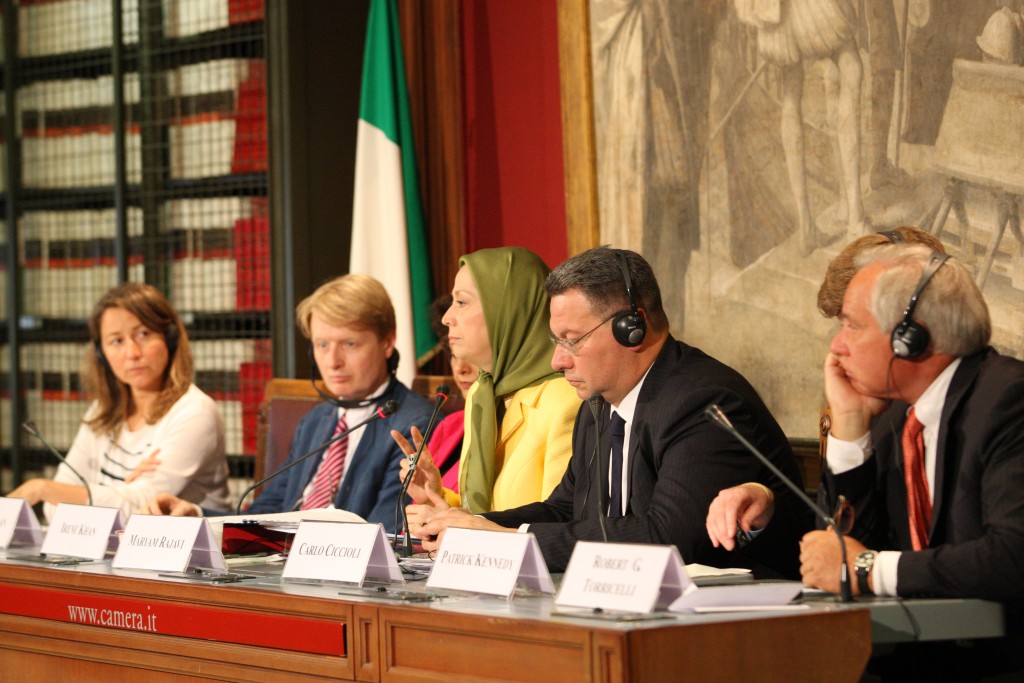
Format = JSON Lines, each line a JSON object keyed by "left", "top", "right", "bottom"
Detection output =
{"left": 608, "top": 413, "right": 626, "bottom": 517}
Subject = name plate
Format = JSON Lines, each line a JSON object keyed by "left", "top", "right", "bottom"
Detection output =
{"left": 0, "top": 497, "right": 43, "bottom": 549}
{"left": 41, "top": 504, "right": 124, "bottom": 560}
{"left": 556, "top": 542, "right": 685, "bottom": 613}
{"left": 426, "top": 528, "right": 554, "bottom": 599}
{"left": 282, "top": 521, "right": 401, "bottom": 585}
{"left": 113, "top": 515, "right": 225, "bottom": 572}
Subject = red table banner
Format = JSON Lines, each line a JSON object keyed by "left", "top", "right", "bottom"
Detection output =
{"left": 0, "top": 582, "right": 345, "bottom": 656}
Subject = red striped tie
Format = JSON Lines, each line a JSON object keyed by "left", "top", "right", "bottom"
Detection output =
{"left": 901, "top": 408, "right": 932, "bottom": 550}
{"left": 301, "top": 415, "right": 349, "bottom": 510}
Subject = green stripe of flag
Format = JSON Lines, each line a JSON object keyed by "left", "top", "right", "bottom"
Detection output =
{"left": 358, "top": 0, "right": 434, "bottom": 363}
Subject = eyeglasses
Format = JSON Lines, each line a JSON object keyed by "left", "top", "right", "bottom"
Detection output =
{"left": 548, "top": 314, "right": 615, "bottom": 356}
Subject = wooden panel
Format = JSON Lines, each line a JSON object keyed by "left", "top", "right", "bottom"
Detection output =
{"left": 0, "top": 613, "right": 351, "bottom": 683}
{"left": 624, "top": 611, "right": 871, "bottom": 682}
{"left": 377, "top": 606, "right": 593, "bottom": 682}
{"left": 592, "top": 630, "right": 626, "bottom": 683}
{"left": 355, "top": 603, "right": 380, "bottom": 682}
{"left": 557, "top": 0, "right": 601, "bottom": 256}
{"left": 399, "top": 0, "right": 465, "bottom": 307}
{"left": 0, "top": 645, "right": 218, "bottom": 683}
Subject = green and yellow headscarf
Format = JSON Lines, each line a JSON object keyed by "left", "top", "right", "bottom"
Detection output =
{"left": 459, "top": 247, "right": 561, "bottom": 512}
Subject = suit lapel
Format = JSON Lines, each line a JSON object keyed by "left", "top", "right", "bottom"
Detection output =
{"left": 621, "top": 337, "right": 678, "bottom": 514}
{"left": 930, "top": 353, "right": 982, "bottom": 543}
{"left": 494, "top": 389, "right": 527, "bottom": 452}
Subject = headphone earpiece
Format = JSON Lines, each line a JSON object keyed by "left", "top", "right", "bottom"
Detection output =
{"left": 612, "top": 251, "right": 647, "bottom": 348}
{"left": 891, "top": 252, "right": 949, "bottom": 360}
{"left": 165, "top": 324, "right": 180, "bottom": 362}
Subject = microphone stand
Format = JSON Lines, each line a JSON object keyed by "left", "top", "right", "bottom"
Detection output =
{"left": 22, "top": 421, "right": 94, "bottom": 506}
{"left": 705, "top": 404, "right": 853, "bottom": 603}
{"left": 395, "top": 386, "right": 449, "bottom": 557}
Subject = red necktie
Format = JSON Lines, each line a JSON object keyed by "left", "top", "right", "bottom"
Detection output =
{"left": 301, "top": 415, "right": 349, "bottom": 510}
{"left": 901, "top": 408, "right": 932, "bottom": 550}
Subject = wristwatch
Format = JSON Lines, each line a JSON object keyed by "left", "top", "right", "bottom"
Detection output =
{"left": 854, "top": 550, "right": 877, "bottom": 596}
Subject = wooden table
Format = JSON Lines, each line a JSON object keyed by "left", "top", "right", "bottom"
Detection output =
{"left": 0, "top": 557, "right": 872, "bottom": 682}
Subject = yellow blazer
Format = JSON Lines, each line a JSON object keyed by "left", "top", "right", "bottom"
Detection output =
{"left": 445, "top": 377, "right": 580, "bottom": 511}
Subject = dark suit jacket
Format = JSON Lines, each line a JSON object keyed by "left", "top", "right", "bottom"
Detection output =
{"left": 824, "top": 348, "right": 1024, "bottom": 609}
{"left": 247, "top": 381, "right": 433, "bottom": 532}
{"left": 486, "top": 337, "right": 812, "bottom": 575}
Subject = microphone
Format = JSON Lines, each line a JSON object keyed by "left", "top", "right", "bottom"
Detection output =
{"left": 22, "top": 421, "right": 94, "bottom": 507}
{"left": 407, "top": 385, "right": 450, "bottom": 467}
{"left": 587, "top": 395, "right": 609, "bottom": 542}
{"left": 705, "top": 404, "right": 853, "bottom": 602}
{"left": 235, "top": 400, "right": 398, "bottom": 515}
{"left": 395, "top": 385, "right": 449, "bottom": 556}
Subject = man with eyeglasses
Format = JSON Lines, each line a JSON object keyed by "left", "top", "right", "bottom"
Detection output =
{"left": 415, "top": 246, "right": 811, "bottom": 576}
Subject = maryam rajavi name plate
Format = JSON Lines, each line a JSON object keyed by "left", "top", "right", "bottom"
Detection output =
{"left": 0, "top": 497, "right": 43, "bottom": 549}
{"left": 426, "top": 528, "right": 555, "bottom": 599}
{"left": 113, "top": 515, "right": 225, "bottom": 572}
{"left": 282, "top": 521, "right": 402, "bottom": 585}
{"left": 556, "top": 542, "right": 687, "bottom": 614}
{"left": 41, "top": 503, "right": 124, "bottom": 560}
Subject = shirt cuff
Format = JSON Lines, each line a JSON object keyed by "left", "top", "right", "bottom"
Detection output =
{"left": 872, "top": 550, "right": 900, "bottom": 596}
{"left": 517, "top": 523, "right": 530, "bottom": 533}
{"left": 826, "top": 431, "right": 872, "bottom": 475}
{"left": 442, "top": 488, "right": 462, "bottom": 509}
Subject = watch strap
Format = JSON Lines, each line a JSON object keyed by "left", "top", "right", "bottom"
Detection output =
{"left": 855, "top": 551, "right": 876, "bottom": 596}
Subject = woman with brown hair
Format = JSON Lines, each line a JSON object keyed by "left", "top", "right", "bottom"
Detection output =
{"left": 10, "top": 282, "right": 230, "bottom": 518}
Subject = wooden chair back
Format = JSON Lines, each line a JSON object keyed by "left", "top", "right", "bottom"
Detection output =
{"left": 411, "top": 374, "right": 465, "bottom": 414}
{"left": 253, "top": 379, "right": 322, "bottom": 491}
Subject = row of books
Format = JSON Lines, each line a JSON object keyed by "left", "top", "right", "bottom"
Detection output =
{"left": 15, "top": 0, "right": 263, "bottom": 59}
{"left": 0, "top": 222, "right": 6, "bottom": 320}
{"left": 19, "top": 251, "right": 269, "bottom": 319}
{"left": 1, "top": 339, "right": 272, "bottom": 455}
{"left": 19, "top": 58, "right": 266, "bottom": 186}
{"left": 163, "top": 0, "right": 264, "bottom": 39}
{"left": 16, "top": 198, "right": 269, "bottom": 318}
{"left": 17, "top": 0, "right": 139, "bottom": 59}
{"left": 18, "top": 58, "right": 256, "bottom": 112}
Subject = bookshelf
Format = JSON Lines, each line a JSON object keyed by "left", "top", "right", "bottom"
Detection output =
{"left": 1, "top": 0, "right": 270, "bottom": 500}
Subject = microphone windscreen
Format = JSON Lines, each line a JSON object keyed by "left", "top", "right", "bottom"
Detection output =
{"left": 380, "top": 400, "right": 398, "bottom": 417}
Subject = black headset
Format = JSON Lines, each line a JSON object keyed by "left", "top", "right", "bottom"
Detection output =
{"left": 879, "top": 230, "right": 906, "bottom": 244}
{"left": 891, "top": 251, "right": 949, "bottom": 360}
{"left": 611, "top": 251, "right": 647, "bottom": 348}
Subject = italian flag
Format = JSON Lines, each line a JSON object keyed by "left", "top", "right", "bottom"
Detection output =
{"left": 351, "top": 0, "right": 434, "bottom": 386}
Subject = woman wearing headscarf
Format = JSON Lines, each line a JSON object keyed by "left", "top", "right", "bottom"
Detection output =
{"left": 394, "top": 247, "right": 580, "bottom": 515}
